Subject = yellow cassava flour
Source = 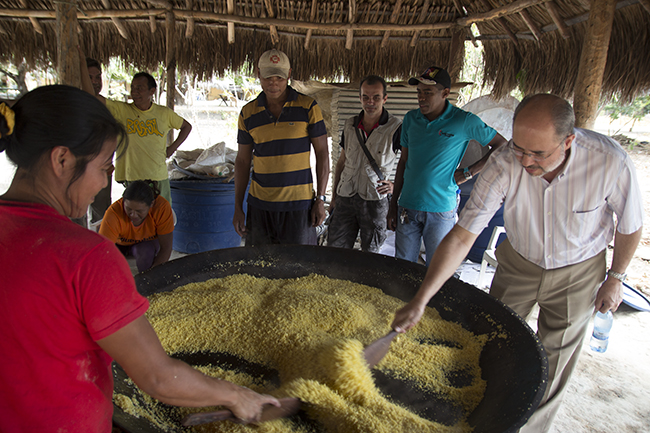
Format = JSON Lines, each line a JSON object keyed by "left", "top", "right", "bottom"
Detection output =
{"left": 114, "top": 273, "right": 490, "bottom": 432}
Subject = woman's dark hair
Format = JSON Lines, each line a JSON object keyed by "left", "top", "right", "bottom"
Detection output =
{"left": 0, "top": 85, "right": 126, "bottom": 187}
{"left": 123, "top": 180, "right": 159, "bottom": 206}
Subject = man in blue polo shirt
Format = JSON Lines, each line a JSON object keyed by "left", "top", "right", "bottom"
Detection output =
{"left": 388, "top": 66, "right": 506, "bottom": 266}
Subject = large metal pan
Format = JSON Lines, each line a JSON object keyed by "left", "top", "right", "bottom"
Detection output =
{"left": 114, "top": 245, "right": 547, "bottom": 433}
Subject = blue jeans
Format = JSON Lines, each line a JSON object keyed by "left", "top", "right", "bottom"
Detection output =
{"left": 395, "top": 206, "right": 458, "bottom": 266}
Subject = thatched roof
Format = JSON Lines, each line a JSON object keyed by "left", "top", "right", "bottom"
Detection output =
{"left": 1, "top": 0, "right": 649, "bottom": 100}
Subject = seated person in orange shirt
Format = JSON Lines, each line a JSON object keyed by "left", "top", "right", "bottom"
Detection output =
{"left": 99, "top": 180, "right": 174, "bottom": 272}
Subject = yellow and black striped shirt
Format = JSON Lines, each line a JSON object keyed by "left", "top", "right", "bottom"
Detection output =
{"left": 238, "top": 86, "right": 327, "bottom": 211}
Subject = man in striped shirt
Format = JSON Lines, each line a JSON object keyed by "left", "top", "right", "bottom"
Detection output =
{"left": 391, "top": 94, "right": 643, "bottom": 433}
{"left": 234, "top": 49, "right": 329, "bottom": 245}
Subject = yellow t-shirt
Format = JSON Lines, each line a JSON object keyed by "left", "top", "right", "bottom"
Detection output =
{"left": 99, "top": 196, "right": 174, "bottom": 246}
{"left": 107, "top": 100, "right": 184, "bottom": 182}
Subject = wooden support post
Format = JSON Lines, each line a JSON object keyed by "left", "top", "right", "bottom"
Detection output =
{"left": 165, "top": 10, "right": 176, "bottom": 145}
{"left": 447, "top": 27, "right": 465, "bottom": 82}
{"left": 545, "top": 1, "right": 570, "bottom": 39}
{"left": 573, "top": 0, "right": 616, "bottom": 129}
{"left": 55, "top": 0, "right": 80, "bottom": 86}
{"left": 519, "top": 9, "right": 543, "bottom": 41}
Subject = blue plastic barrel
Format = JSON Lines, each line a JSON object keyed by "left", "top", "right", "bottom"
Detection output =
{"left": 170, "top": 179, "right": 245, "bottom": 254}
{"left": 458, "top": 177, "right": 506, "bottom": 263}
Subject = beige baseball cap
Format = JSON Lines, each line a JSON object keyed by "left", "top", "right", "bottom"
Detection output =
{"left": 258, "top": 49, "right": 291, "bottom": 79}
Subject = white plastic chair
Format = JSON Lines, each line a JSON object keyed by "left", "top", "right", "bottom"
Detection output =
{"left": 478, "top": 226, "right": 506, "bottom": 289}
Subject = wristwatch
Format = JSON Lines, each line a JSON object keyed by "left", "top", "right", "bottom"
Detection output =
{"left": 316, "top": 195, "right": 327, "bottom": 202}
{"left": 607, "top": 270, "right": 627, "bottom": 282}
{"left": 463, "top": 167, "right": 473, "bottom": 180}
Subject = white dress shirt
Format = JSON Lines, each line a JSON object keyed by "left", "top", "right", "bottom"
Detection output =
{"left": 458, "top": 128, "right": 644, "bottom": 269}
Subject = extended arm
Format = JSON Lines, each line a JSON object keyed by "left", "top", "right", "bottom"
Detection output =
{"left": 151, "top": 232, "right": 173, "bottom": 269}
{"left": 391, "top": 224, "right": 480, "bottom": 332}
{"left": 594, "top": 228, "right": 643, "bottom": 312}
{"left": 233, "top": 143, "right": 253, "bottom": 236}
{"left": 330, "top": 148, "right": 346, "bottom": 209}
{"left": 166, "top": 120, "right": 192, "bottom": 158}
{"left": 78, "top": 47, "right": 107, "bottom": 104}
{"left": 97, "top": 316, "right": 279, "bottom": 422}
{"left": 455, "top": 133, "right": 507, "bottom": 185}
{"left": 311, "top": 134, "right": 330, "bottom": 227}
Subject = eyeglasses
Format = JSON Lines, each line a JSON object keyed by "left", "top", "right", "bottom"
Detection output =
{"left": 509, "top": 138, "right": 566, "bottom": 162}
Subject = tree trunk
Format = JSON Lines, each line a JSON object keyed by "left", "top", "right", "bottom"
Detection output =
{"left": 573, "top": 0, "right": 616, "bottom": 129}
{"left": 55, "top": 0, "right": 80, "bottom": 86}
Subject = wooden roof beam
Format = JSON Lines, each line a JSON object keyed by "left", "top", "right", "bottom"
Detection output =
{"left": 149, "top": 15, "right": 157, "bottom": 33}
{"left": 0, "top": 8, "right": 457, "bottom": 31}
{"left": 458, "top": 0, "right": 549, "bottom": 26}
{"left": 227, "top": 0, "right": 235, "bottom": 43}
{"left": 304, "top": 0, "right": 317, "bottom": 49}
{"left": 476, "top": 0, "right": 520, "bottom": 50}
{"left": 381, "top": 0, "right": 402, "bottom": 48}
{"left": 410, "top": 0, "right": 431, "bottom": 47}
{"left": 185, "top": 0, "right": 194, "bottom": 38}
{"left": 20, "top": 0, "right": 43, "bottom": 34}
{"left": 143, "top": 0, "right": 172, "bottom": 9}
{"left": 264, "top": 0, "right": 279, "bottom": 44}
{"left": 345, "top": 0, "right": 356, "bottom": 50}
{"left": 101, "top": 0, "right": 131, "bottom": 39}
{"left": 545, "top": 1, "right": 570, "bottom": 38}
{"left": 519, "top": 9, "right": 543, "bottom": 41}
{"left": 450, "top": 0, "right": 478, "bottom": 47}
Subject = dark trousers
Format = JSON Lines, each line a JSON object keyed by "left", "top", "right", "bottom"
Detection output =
{"left": 245, "top": 204, "right": 317, "bottom": 246}
{"left": 327, "top": 194, "right": 389, "bottom": 253}
{"left": 117, "top": 240, "right": 161, "bottom": 273}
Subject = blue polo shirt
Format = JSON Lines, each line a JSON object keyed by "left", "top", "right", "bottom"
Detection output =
{"left": 399, "top": 101, "right": 497, "bottom": 213}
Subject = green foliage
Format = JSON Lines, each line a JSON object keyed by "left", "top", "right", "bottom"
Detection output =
{"left": 604, "top": 94, "right": 650, "bottom": 122}
{"left": 458, "top": 39, "right": 493, "bottom": 106}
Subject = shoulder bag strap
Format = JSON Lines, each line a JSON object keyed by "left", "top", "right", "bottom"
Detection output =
{"left": 354, "top": 126, "right": 385, "bottom": 181}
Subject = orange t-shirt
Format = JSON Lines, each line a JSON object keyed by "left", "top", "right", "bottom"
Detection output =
{"left": 99, "top": 196, "right": 174, "bottom": 246}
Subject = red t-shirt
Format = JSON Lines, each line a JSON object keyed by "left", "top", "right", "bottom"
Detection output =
{"left": 0, "top": 200, "right": 149, "bottom": 432}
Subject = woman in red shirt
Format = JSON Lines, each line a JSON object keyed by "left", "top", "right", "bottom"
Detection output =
{"left": 0, "top": 85, "right": 278, "bottom": 432}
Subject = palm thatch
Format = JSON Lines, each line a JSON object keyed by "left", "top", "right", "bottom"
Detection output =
{"left": 1, "top": 0, "right": 649, "bottom": 100}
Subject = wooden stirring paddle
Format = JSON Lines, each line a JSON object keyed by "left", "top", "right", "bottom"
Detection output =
{"left": 181, "top": 330, "right": 399, "bottom": 427}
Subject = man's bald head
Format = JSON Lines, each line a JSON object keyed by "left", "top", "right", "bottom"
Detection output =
{"left": 513, "top": 94, "right": 575, "bottom": 140}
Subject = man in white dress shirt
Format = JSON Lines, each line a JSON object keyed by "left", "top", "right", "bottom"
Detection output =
{"left": 391, "top": 94, "right": 644, "bottom": 433}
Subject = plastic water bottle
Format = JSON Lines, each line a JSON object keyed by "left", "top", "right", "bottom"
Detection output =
{"left": 589, "top": 310, "right": 613, "bottom": 353}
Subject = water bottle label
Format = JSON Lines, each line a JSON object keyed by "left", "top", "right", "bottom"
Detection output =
{"left": 592, "top": 331, "right": 608, "bottom": 341}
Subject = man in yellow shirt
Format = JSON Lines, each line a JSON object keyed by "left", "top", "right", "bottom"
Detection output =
{"left": 81, "top": 61, "right": 191, "bottom": 204}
